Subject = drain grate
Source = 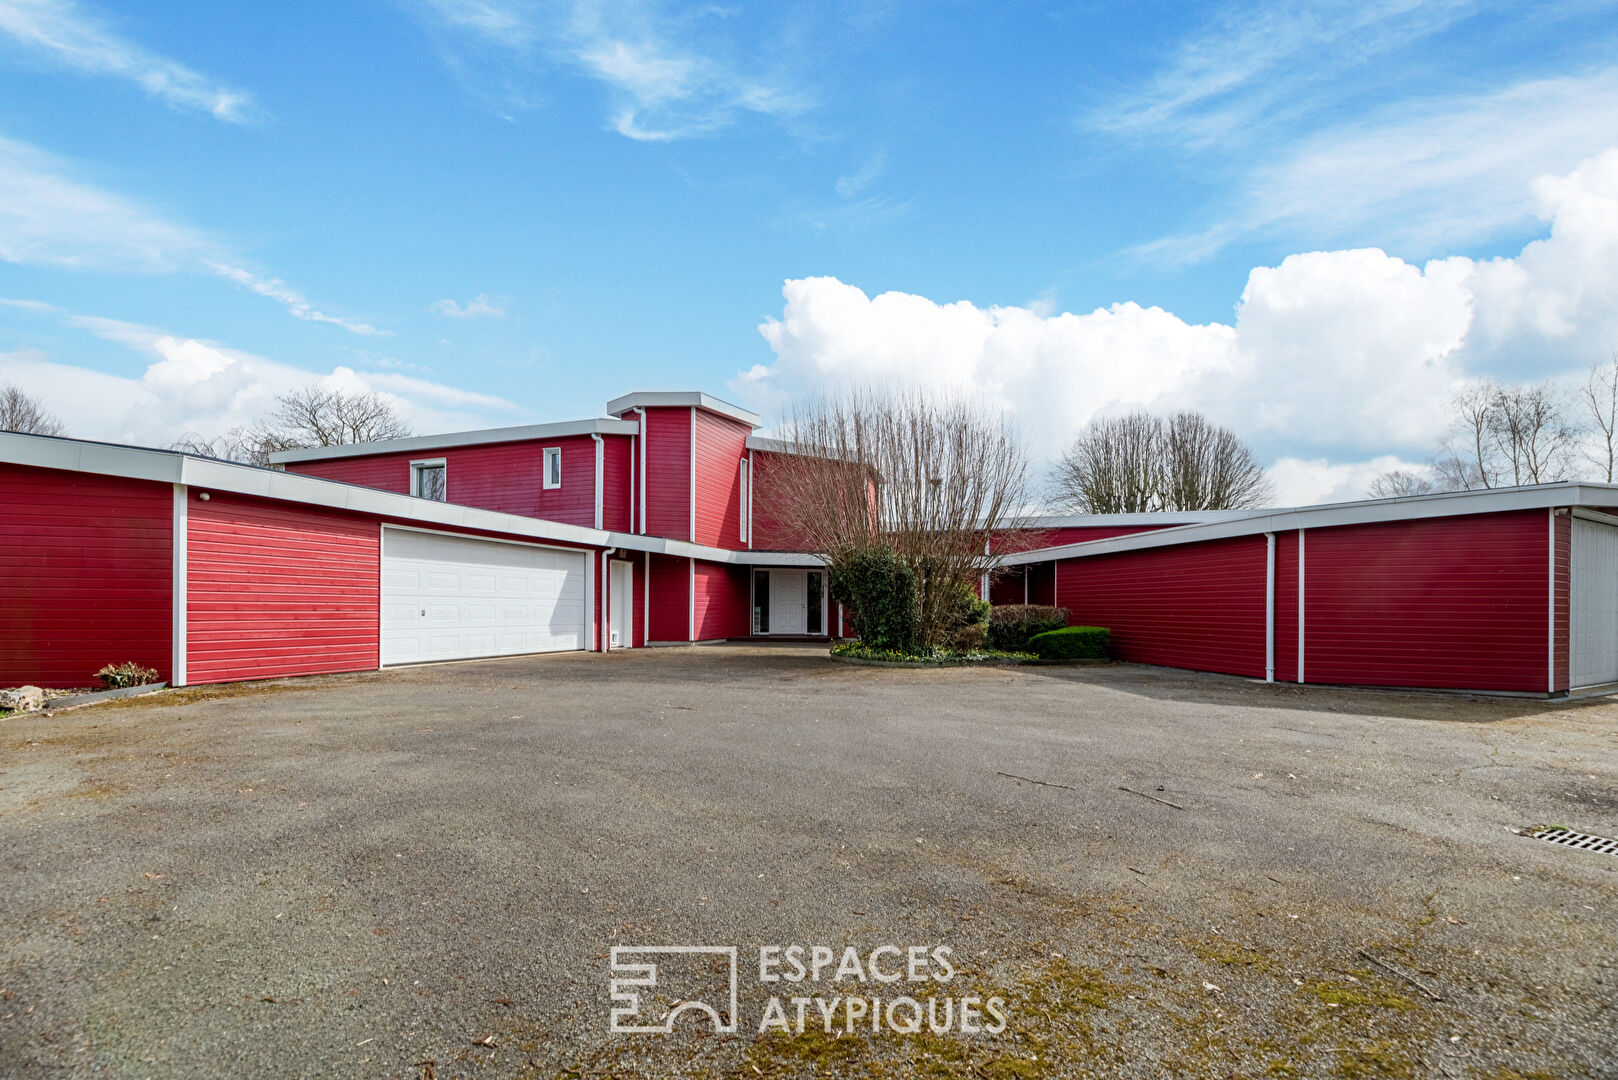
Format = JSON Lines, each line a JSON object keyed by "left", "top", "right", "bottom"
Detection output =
{"left": 1530, "top": 827, "right": 1618, "bottom": 857}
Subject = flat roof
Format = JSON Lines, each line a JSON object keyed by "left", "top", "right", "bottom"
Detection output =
{"left": 267, "top": 417, "right": 639, "bottom": 464}
{"left": 606, "top": 391, "right": 761, "bottom": 428}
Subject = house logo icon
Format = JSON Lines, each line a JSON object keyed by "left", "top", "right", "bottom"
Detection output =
{"left": 608, "top": 946, "right": 739, "bottom": 1034}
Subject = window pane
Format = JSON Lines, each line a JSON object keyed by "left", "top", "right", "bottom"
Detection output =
{"left": 753, "top": 570, "right": 769, "bottom": 634}
{"left": 546, "top": 450, "right": 561, "bottom": 486}
{"left": 807, "top": 572, "right": 822, "bottom": 634}
{"left": 417, "top": 465, "right": 446, "bottom": 501}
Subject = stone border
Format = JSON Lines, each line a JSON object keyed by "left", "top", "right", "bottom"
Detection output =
{"left": 15, "top": 682, "right": 170, "bottom": 714}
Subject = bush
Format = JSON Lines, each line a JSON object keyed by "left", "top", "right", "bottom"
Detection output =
{"left": 945, "top": 584, "right": 992, "bottom": 651}
{"left": 96, "top": 661, "right": 161, "bottom": 689}
{"left": 827, "top": 547, "right": 921, "bottom": 654}
{"left": 987, "top": 604, "right": 1070, "bottom": 651}
{"left": 1027, "top": 625, "right": 1110, "bottom": 661}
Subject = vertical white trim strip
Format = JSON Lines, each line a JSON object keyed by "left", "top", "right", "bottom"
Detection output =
{"left": 1549, "top": 508, "right": 1556, "bottom": 694}
{"left": 1297, "top": 528, "right": 1305, "bottom": 684}
{"left": 1265, "top": 531, "right": 1276, "bottom": 683}
{"left": 171, "top": 484, "right": 187, "bottom": 688}
{"left": 591, "top": 433, "right": 604, "bottom": 531}
{"left": 632, "top": 407, "right": 647, "bottom": 534}
{"left": 585, "top": 547, "right": 596, "bottom": 653}
{"left": 1023, "top": 569, "right": 1029, "bottom": 605}
{"left": 746, "top": 450, "right": 754, "bottom": 549}
{"left": 377, "top": 523, "right": 385, "bottom": 668}
{"left": 688, "top": 556, "right": 696, "bottom": 641}
{"left": 689, "top": 406, "right": 697, "bottom": 543}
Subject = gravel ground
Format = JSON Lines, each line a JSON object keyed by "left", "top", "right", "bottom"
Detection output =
{"left": 1, "top": 645, "right": 1615, "bottom": 1079}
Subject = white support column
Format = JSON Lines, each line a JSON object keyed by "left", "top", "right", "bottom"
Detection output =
{"left": 171, "top": 484, "right": 188, "bottom": 687}
{"left": 1297, "top": 528, "right": 1306, "bottom": 684}
{"left": 1265, "top": 531, "right": 1276, "bottom": 683}
{"left": 591, "top": 433, "right": 604, "bottom": 531}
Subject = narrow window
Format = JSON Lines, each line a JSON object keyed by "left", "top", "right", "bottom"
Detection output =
{"left": 738, "top": 458, "right": 750, "bottom": 543}
{"left": 807, "top": 571, "right": 823, "bottom": 634}
{"left": 753, "top": 570, "right": 770, "bottom": 634}
{"left": 411, "top": 460, "right": 446, "bottom": 501}
{"left": 543, "top": 447, "right": 562, "bottom": 489}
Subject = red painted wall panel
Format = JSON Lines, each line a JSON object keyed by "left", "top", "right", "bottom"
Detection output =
{"left": 186, "top": 492, "right": 379, "bottom": 684}
{"left": 693, "top": 561, "right": 750, "bottom": 640}
{"left": 0, "top": 464, "right": 173, "bottom": 688}
{"left": 1055, "top": 536, "right": 1269, "bottom": 678}
{"left": 643, "top": 409, "right": 692, "bottom": 541}
{"left": 748, "top": 450, "right": 798, "bottom": 551}
{"left": 1555, "top": 511, "right": 1569, "bottom": 693}
{"left": 286, "top": 435, "right": 601, "bottom": 527}
{"left": 989, "top": 568, "right": 1026, "bottom": 606}
{"left": 648, "top": 553, "right": 691, "bottom": 642}
{"left": 1273, "top": 531, "right": 1298, "bottom": 683}
{"left": 693, "top": 410, "right": 750, "bottom": 549}
{"left": 1028, "top": 562, "right": 1056, "bottom": 607}
{"left": 1302, "top": 511, "right": 1549, "bottom": 692}
{"left": 602, "top": 434, "right": 634, "bottom": 533}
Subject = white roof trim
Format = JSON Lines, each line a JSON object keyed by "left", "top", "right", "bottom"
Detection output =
{"left": 999, "top": 483, "right": 1618, "bottom": 566}
{"left": 1, "top": 432, "right": 817, "bottom": 567}
{"left": 606, "top": 391, "right": 760, "bottom": 428}
{"left": 266, "top": 418, "right": 639, "bottom": 464}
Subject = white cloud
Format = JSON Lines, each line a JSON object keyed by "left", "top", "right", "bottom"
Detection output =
{"left": 740, "top": 148, "right": 1618, "bottom": 507}
{"left": 413, "top": 0, "right": 809, "bottom": 139}
{"left": 0, "top": 135, "right": 383, "bottom": 334}
{"left": 0, "top": 0, "right": 258, "bottom": 121}
{"left": 835, "top": 148, "right": 886, "bottom": 198}
{"left": 429, "top": 293, "right": 507, "bottom": 319}
{"left": 0, "top": 310, "right": 521, "bottom": 447}
{"left": 1266, "top": 455, "right": 1430, "bottom": 507}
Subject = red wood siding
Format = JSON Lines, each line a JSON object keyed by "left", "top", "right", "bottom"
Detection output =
{"left": 693, "top": 561, "right": 750, "bottom": 640}
{"left": 1055, "top": 536, "right": 1268, "bottom": 678}
{"left": 602, "top": 434, "right": 633, "bottom": 533}
{"left": 186, "top": 492, "right": 379, "bottom": 684}
{"left": 1028, "top": 561, "right": 1056, "bottom": 607}
{"left": 0, "top": 464, "right": 172, "bottom": 688}
{"left": 748, "top": 450, "right": 796, "bottom": 551}
{"left": 633, "top": 553, "right": 648, "bottom": 648}
{"left": 648, "top": 553, "right": 691, "bottom": 642}
{"left": 1301, "top": 511, "right": 1549, "bottom": 692}
{"left": 693, "top": 410, "right": 750, "bottom": 549}
{"left": 989, "top": 567, "right": 1026, "bottom": 606}
{"left": 643, "top": 408, "right": 692, "bottom": 541}
{"left": 1273, "top": 531, "right": 1299, "bottom": 683}
{"left": 285, "top": 435, "right": 600, "bottom": 527}
{"left": 1554, "top": 510, "right": 1570, "bottom": 694}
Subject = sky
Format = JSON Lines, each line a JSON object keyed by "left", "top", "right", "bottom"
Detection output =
{"left": 1, "top": 0, "right": 1617, "bottom": 505}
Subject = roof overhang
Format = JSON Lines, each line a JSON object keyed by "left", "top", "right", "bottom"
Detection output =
{"left": 998, "top": 483, "right": 1618, "bottom": 566}
{"left": 1, "top": 432, "right": 817, "bottom": 567}
{"left": 606, "top": 391, "right": 760, "bottom": 428}
{"left": 266, "top": 418, "right": 640, "bottom": 465}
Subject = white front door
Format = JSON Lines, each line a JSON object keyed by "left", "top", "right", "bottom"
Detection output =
{"left": 1572, "top": 516, "right": 1618, "bottom": 687}
{"left": 609, "top": 559, "right": 633, "bottom": 648}
{"left": 381, "top": 527, "right": 587, "bottom": 664}
{"left": 771, "top": 570, "right": 808, "bottom": 634}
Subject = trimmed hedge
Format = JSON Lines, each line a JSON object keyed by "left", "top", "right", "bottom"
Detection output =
{"left": 1027, "top": 625, "right": 1110, "bottom": 660}
{"left": 987, "top": 604, "right": 1070, "bottom": 651}
{"left": 827, "top": 546, "right": 921, "bottom": 653}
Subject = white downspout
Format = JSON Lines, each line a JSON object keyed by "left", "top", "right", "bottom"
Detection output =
{"left": 1265, "top": 531, "right": 1276, "bottom": 683}
{"left": 171, "top": 483, "right": 188, "bottom": 687}
{"left": 590, "top": 433, "right": 604, "bottom": 531}
{"left": 631, "top": 407, "right": 647, "bottom": 534}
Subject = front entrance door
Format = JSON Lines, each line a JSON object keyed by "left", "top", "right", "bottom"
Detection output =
{"left": 771, "top": 570, "right": 808, "bottom": 635}
{"left": 609, "top": 559, "right": 633, "bottom": 648}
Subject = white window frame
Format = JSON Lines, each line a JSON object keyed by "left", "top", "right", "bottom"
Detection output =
{"left": 410, "top": 458, "right": 447, "bottom": 501}
{"left": 543, "top": 447, "right": 562, "bottom": 490}
{"left": 738, "top": 457, "right": 750, "bottom": 543}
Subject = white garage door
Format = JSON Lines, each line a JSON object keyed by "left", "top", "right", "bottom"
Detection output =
{"left": 382, "top": 528, "right": 588, "bottom": 665}
{"left": 1571, "top": 516, "right": 1618, "bottom": 688}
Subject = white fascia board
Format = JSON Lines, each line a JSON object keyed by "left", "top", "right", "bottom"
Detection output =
{"left": 266, "top": 418, "right": 639, "bottom": 464}
{"left": 999, "top": 483, "right": 1618, "bottom": 566}
{"left": 606, "top": 391, "right": 760, "bottom": 428}
{"left": 3, "top": 431, "right": 793, "bottom": 566}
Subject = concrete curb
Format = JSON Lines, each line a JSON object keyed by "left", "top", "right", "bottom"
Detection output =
{"left": 828, "top": 654, "right": 1029, "bottom": 669}
{"left": 9, "top": 682, "right": 170, "bottom": 715}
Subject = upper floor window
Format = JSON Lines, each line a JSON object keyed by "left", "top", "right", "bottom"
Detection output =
{"left": 738, "top": 457, "right": 749, "bottom": 542}
{"left": 543, "top": 447, "right": 562, "bottom": 489}
{"left": 411, "top": 460, "right": 446, "bottom": 501}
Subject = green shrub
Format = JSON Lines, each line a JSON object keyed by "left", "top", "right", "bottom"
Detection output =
{"left": 945, "top": 583, "right": 992, "bottom": 651}
{"left": 1027, "top": 625, "right": 1110, "bottom": 661}
{"left": 987, "top": 604, "right": 1070, "bottom": 651}
{"left": 827, "top": 546, "right": 921, "bottom": 654}
{"left": 96, "top": 661, "right": 161, "bottom": 689}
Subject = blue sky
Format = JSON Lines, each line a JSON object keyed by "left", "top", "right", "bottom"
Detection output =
{"left": 3, "top": 0, "right": 1618, "bottom": 503}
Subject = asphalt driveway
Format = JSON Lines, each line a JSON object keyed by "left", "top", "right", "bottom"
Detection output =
{"left": 2, "top": 646, "right": 1615, "bottom": 1078}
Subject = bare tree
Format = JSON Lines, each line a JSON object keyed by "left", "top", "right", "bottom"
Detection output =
{"left": 170, "top": 384, "right": 412, "bottom": 467}
{"left": 0, "top": 383, "right": 64, "bottom": 436}
{"left": 1582, "top": 352, "right": 1618, "bottom": 482}
{"left": 767, "top": 389, "right": 1036, "bottom": 647}
{"left": 1053, "top": 409, "right": 1272, "bottom": 512}
{"left": 1433, "top": 379, "right": 1577, "bottom": 489}
{"left": 1367, "top": 470, "right": 1439, "bottom": 499}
